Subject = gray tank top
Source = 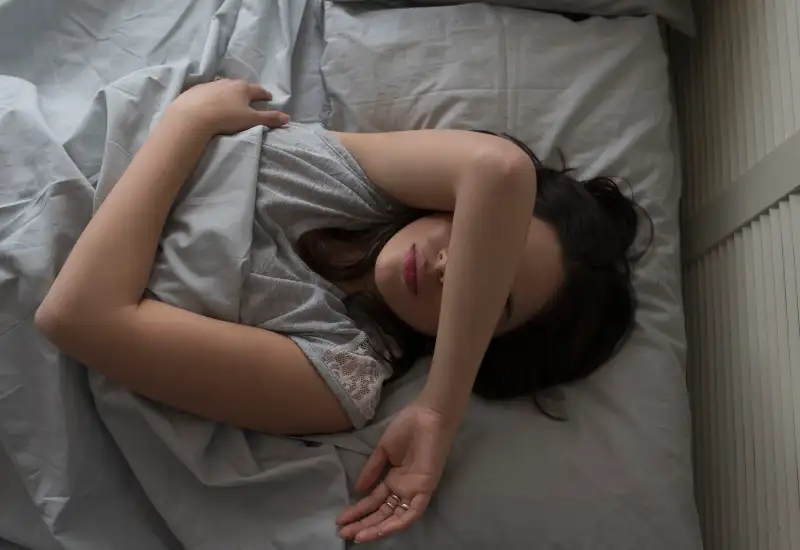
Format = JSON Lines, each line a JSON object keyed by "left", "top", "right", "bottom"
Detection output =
{"left": 240, "top": 123, "right": 402, "bottom": 428}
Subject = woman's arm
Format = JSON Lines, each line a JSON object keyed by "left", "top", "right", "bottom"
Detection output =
{"left": 334, "top": 130, "right": 535, "bottom": 543}
{"left": 333, "top": 130, "right": 536, "bottom": 430}
{"left": 36, "top": 80, "right": 351, "bottom": 434}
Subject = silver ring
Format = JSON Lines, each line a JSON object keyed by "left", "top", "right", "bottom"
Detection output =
{"left": 399, "top": 503, "right": 410, "bottom": 511}
{"left": 385, "top": 499, "right": 397, "bottom": 510}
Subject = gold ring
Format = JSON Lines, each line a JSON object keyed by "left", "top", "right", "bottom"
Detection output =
{"left": 385, "top": 493, "right": 403, "bottom": 509}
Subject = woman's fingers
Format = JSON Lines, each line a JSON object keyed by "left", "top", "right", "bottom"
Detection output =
{"left": 355, "top": 444, "right": 389, "bottom": 492}
{"left": 336, "top": 482, "right": 389, "bottom": 527}
{"left": 239, "top": 83, "right": 286, "bottom": 128}
{"left": 353, "top": 493, "right": 429, "bottom": 544}
{"left": 254, "top": 110, "right": 290, "bottom": 128}
{"left": 247, "top": 83, "right": 272, "bottom": 101}
{"left": 339, "top": 501, "right": 397, "bottom": 539}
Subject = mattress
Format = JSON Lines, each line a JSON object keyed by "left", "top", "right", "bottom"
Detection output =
{"left": 0, "top": 1, "right": 699, "bottom": 549}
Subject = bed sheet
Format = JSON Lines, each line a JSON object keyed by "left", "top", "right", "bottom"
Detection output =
{"left": 0, "top": 1, "right": 330, "bottom": 549}
{"left": 0, "top": 1, "right": 699, "bottom": 550}
{"left": 317, "top": 4, "right": 701, "bottom": 549}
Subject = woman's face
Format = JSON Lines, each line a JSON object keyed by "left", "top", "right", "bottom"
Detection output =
{"left": 374, "top": 213, "right": 564, "bottom": 336}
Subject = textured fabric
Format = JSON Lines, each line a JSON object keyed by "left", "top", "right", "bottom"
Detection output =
{"left": 133, "top": 122, "right": 398, "bottom": 428}
{"left": 329, "top": 0, "right": 695, "bottom": 35}
{"left": 0, "top": 2, "right": 374, "bottom": 549}
{"left": 250, "top": 122, "right": 399, "bottom": 425}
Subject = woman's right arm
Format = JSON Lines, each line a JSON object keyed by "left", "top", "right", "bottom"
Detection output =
{"left": 36, "top": 80, "right": 351, "bottom": 435}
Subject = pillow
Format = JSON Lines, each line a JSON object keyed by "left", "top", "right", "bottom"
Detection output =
{"left": 321, "top": 3, "right": 698, "bottom": 550}
{"left": 329, "top": 0, "right": 695, "bottom": 34}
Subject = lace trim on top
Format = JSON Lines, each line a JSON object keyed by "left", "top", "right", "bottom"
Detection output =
{"left": 320, "top": 332, "right": 392, "bottom": 421}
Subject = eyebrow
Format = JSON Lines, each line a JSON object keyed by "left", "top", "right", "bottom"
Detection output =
{"left": 504, "top": 295, "right": 514, "bottom": 321}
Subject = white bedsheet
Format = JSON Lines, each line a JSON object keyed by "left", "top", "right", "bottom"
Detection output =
{"left": 319, "top": 4, "right": 701, "bottom": 549}
{"left": 0, "top": 1, "right": 330, "bottom": 549}
{"left": 0, "top": 1, "right": 700, "bottom": 549}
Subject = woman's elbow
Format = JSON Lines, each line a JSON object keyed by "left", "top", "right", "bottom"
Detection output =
{"left": 35, "top": 297, "right": 86, "bottom": 349}
{"left": 469, "top": 143, "right": 536, "bottom": 196}
{"left": 35, "top": 301, "right": 68, "bottom": 345}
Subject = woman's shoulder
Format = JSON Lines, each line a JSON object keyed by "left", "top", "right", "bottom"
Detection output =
{"left": 263, "top": 122, "right": 368, "bottom": 180}
{"left": 257, "top": 123, "right": 401, "bottom": 235}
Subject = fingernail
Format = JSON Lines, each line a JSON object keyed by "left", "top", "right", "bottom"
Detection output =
{"left": 280, "top": 114, "right": 290, "bottom": 125}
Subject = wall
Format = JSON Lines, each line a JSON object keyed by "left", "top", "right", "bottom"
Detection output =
{"left": 672, "top": 0, "right": 800, "bottom": 549}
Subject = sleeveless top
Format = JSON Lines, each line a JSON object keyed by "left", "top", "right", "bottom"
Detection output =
{"left": 241, "top": 123, "right": 402, "bottom": 428}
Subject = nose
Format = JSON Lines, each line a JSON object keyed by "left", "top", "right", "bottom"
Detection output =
{"left": 435, "top": 249, "right": 447, "bottom": 284}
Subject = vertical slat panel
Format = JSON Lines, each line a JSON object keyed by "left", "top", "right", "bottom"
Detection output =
{"left": 733, "top": 232, "right": 759, "bottom": 550}
{"left": 742, "top": 225, "right": 770, "bottom": 550}
{"left": 760, "top": 212, "right": 791, "bottom": 550}
{"left": 744, "top": 0, "right": 767, "bottom": 164}
{"left": 724, "top": 237, "right": 746, "bottom": 550}
{"left": 704, "top": 251, "right": 721, "bottom": 548}
{"left": 709, "top": 246, "right": 730, "bottom": 550}
{"left": 696, "top": 256, "right": 711, "bottom": 545}
{"left": 788, "top": 0, "right": 800, "bottom": 137}
{"left": 724, "top": 1, "right": 744, "bottom": 182}
{"left": 789, "top": 196, "right": 800, "bottom": 476}
{"left": 735, "top": 0, "right": 756, "bottom": 176}
{"left": 685, "top": 264, "right": 701, "bottom": 511}
{"left": 755, "top": 0, "right": 776, "bottom": 157}
{"left": 669, "top": 1, "right": 800, "bottom": 548}
{"left": 774, "top": 0, "right": 796, "bottom": 139}
{"left": 769, "top": 206, "right": 800, "bottom": 550}
{"left": 687, "top": 198, "right": 800, "bottom": 550}
{"left": 764, "top": 0, "right": 785, "bottom": 145}
{"left": 707, "top": 0, "right": 724, "bottom": 200}
{"left": 675, "top": 0, "right": 800, "bottom": 217}
{"left": 751, "top": 220, "right": 780, "bottom": 550}
{"left": 779, "top": 200, "right": 800, "bottom": 550}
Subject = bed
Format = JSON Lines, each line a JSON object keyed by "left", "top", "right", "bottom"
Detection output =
{"left": 0, "top": 1, "right": 700, "bottom": 549}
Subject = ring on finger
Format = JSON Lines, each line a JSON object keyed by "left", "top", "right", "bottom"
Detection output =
{"left": 385, "top": 493, "right": 402, "bottom": 510}
{"left": 398, "top": 503, "right": 410, "bottom": 511}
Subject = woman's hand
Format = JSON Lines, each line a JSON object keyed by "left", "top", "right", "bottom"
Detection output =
{"left": 169, "top": 78, "right": 289, "bottom": 137}
{"left": 336, "top": 402, "right": 454, "bottom": 544}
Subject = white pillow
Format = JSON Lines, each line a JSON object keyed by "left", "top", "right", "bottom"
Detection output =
{"left": 321, "top": 3, "right": 697, "bottom": 549}
{"left": 329, "top": 0, "right": 695, "bottom": 34}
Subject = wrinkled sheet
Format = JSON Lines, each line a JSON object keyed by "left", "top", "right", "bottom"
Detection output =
{"left": 0, "top": 1, "right": 699, "bottom": 549}
{"left": 318, "top": 4, "right": 700, "bottom": 549}
{"left": 0, "top": 1, "right": 355, "bottom": 549}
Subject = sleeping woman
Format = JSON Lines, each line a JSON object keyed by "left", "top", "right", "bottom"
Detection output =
{"left": 36, "top": 79, "right": 649, "bottom": 543}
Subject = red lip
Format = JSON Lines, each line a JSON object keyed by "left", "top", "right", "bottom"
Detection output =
{"left": 403, "top": 245, "right": 418, "bottom": 295}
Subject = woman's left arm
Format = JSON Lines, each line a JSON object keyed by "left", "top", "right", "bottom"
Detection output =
{"left": 333, "top": 130, "right": 536, "bottom": 542}
{"left": 37, "top": 80, "right": 287, "bottom": 326}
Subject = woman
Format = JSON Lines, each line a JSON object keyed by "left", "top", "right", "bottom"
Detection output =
{"left": 36, "top": 80, "right": 647, "bottom": 543}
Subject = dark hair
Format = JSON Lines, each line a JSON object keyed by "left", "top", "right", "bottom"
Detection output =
{"left": 297, "top": 132, "right": 652, "bottom": 418}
